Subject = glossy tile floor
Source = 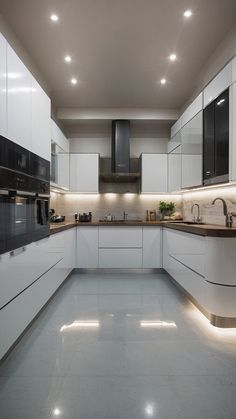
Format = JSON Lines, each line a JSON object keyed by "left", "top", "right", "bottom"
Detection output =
{"left": 1, "top": 272, "right": 236, "bottom": 419}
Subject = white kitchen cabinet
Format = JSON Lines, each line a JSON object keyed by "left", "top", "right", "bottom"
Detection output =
{"left": 168, "top": 148, "right": 182, "bottom": 192}
{"left": 203, "top": 61, "right": 232, "bottom": 108}
{"left": 99, "top": 248, "right": 142, "bottom": 268}
{"left": 181, "top": 93, "right": 203, "bottom": 127}
{"left": 57, "top": 152, "right": 70, "bottom": 190}
{"left": 181, "top": 111, "right": 203, "bottom": 155}
{"left": 70, "top": 153, "right": 99, "bottom": 193}
{"left": 170, "top": 117, "right": 182, "bottom": 138}
{"left": 229, "top": 82, "right": 236, "bottom": 181}
{"left": 143, "top": 227, "right": 162, "bottom": 268}
{"left": 77, "top": 227, "right": 99, "bottom": 268}
{"left": 168, "top": 130, "right": 181, "bottom": 153}
{"left": 7, "top": 44, "right": 32, "bottom": 150}
{"left": 51, "top": 119, "right": 69, "bottom": 153}
{"left": 99, "top": 227, "right": 142, "bottom": 248}
{"left": 181, "top": 154, "right": 202, "bottom": 189}
{"left": 32, "top": 78, "right": 51, "bottom": 161}
{"left": 141, "top": 154, "right": 168, "bottom": 193}
{"left": 0, "top": 34, "right": 7, "bottom": 137}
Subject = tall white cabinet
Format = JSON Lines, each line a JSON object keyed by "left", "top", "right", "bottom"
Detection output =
{"left": 0, "top": 34, "right": 7, "bottom": 137}
{"left": 70, "top": 153, "right": 99, "bottom": 193}
{"left": 141, "top": 153, "right": 168, "bottom": 193}
{"left": 32, "top": 78, "right": 51, "bottom": 160}
{"left": 7, "top": 44, "right": 32, "bottom": 150}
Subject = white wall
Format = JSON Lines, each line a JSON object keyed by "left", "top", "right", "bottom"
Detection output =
{"left": 68, "top": 121, "right": 169, "bottom": 157}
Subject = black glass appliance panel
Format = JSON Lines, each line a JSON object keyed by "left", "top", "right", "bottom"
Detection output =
{"left": 30, "top": 153, "right": 50, "bottom": 182}
{"left": 0, "top": 136, "right": 6, "bottom": 167}
{"left": 203, "top": 101, "right": 215, "bottom": 181}
{"left": 0, "top": 194, "right": 7, "bottom": 255}
{"left": 5, "top": 137, "right": 30, "bottom": 174}
{"left": 203, "top": 88, "right": 229, "bottom": 185}
{"left": 5, "top": 194, "right": 33, "bottom": 252}
{"left": 31, "top": 197, "right": 50, "bottom": 241}
{"left": 215, "top": 90, "right": 229, "bottom": 177}
{"left": 0, "top": 167, "right": 32, "bottom": 192}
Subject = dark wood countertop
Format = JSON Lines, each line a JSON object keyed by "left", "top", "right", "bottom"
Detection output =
{"left": 165, "top": 222, "right": 236, "bottom": 237}
{"left": 50, "top": 220, "right": 236, "bottom": 237}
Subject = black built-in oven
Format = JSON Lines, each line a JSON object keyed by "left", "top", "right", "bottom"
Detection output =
{"left": 0, "top": 190, "right": 8, "bottom": 254}
{"left": 0, "top": 136, "right": 50, "bottom": 255}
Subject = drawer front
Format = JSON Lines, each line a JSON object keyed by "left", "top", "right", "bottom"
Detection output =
{"left": 166, "top": 229, "right": 205, "bottom": 255}
{"left": 99, "top": 249, "right": 142, "bottom": 268}
{"left": 99, "top": 227, "right": 142, "bottom": 248}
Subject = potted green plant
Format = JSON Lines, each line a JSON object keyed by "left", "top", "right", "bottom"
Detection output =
{"left": 159, "top": 201, "right": 175, "bottom": 220}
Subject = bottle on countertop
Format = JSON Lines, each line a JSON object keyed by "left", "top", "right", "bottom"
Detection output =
{"left": 74, "top": 213, "right": 78, "bottom": 222}
{"left": 146, "top": 210, "right": 150, "bottom": 222}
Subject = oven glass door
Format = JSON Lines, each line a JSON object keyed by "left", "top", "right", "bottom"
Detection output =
{"left": 6, "top": 139, "right": 30, "bottom": 175}
{"left": 6, "top": 194, "right": 33, "bottom": 252}
{"left": 0, "top": 194, "right": 7, "bottom": 255}
{"left": 32, "top": 197, "right": 50, "bottom": 241}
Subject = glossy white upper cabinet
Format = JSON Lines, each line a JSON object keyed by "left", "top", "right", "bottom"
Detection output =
{"left": 0, "top": 34, "right": 7, "bottom": 137}
{"left": 32, "top": 78, "right": 51, "bottom": 161}
{"left": 232, "top": 57, "right": 236, "bottom": 83}
{"left": 141, "top": 153, "right": 168, "bottom": 193}
{"left": 170, "top": 117, "right": 182, "bottom": 138}
{"left": 181, "top": 154, "right": 202, "bottom": 189}
{"left": 7, "top": 44, "right": 32, "bottom": 150}
{"left": 182, "top": 93, "right": 203, "bottom": 127}
{"left": 51, "top": 119, "right": 69, "bottom": 152}
{"left": 57, "top": 152, "right": 70, "bottom": 190}
{"left": 203, "top": 61, "right": 232, "bottom": 108}
{"left": 168, "top": 130, "right": 181, "bottom": 153}
{"left": 181, "top": 111, "right": 203, "bottom": 155}
{"left": 70, "top": 153, "right": 99, "bottom": 193}
{"left": 168, "top": 149, "right": 182, "bottom": 192}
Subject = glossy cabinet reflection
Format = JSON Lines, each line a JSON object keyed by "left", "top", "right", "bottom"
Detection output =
{"left": 168, "top": 145, "right": 181, "bottom": 192}
{"left": 0, "top": 34, "right": 7, "bottom": 137}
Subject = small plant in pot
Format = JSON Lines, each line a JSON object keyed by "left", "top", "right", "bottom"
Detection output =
{"left": 159, "top": 201, "right": 175, "bottom": 220}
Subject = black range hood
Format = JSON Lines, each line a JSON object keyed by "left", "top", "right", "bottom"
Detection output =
{"left": 100, "top": 120, "right": 140, "bottom": 183}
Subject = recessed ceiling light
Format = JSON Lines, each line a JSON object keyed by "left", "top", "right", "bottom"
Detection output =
{"left": 160, "top": 78, "right": 166, "bottom": 85}
{"left": 50, "top": 14, "right": 59, "bottom": 22}
{"left": 169, "top": 53, "right": 177, "bottom": 61}
{"left": 65, "top": 55, "right": 72, "bottom": 63}
{"left": 184, "top": 9, "right": 192, "bottom": 18}
{"left": 71, "top": 78, "right": 78, "bottom": 85}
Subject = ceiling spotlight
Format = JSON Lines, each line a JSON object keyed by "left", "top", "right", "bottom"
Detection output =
{"left": 50, "top": 14, "right": 59, "bottom": 22}
{"left": 160, "top": 78, "right": 166, "bottom": 85}
{"left": 71, "top": 78, "right": 78, "bottom": 85}
{"left": 65, "top": 55, "right": 72, "bottom": 63}
{"left": 184, "top": 9, "right": 192, "bottom": 18}
{"left": 169, "top": 53, "right": 177, "bottom": 61}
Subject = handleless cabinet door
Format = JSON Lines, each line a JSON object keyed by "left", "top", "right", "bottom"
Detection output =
{"left": 141, "top": 154, "right": 168, "bottom": 193}
{"left": 7, "top": 44, "right": 32, "bottom": 151}
{"left": 70, "top": 154, "right": 99, "bottom": 193}
{"left": 143, "top": 227, "right": 162, "bottom": 268}
{"left": 0, "top": 34, "right": 7, "bottom": 137}
{"left": 77, "top": 227, "right": 99, "bottom": 268}
{"left": 32, "top": 78, "right": 51, "bottom": 161}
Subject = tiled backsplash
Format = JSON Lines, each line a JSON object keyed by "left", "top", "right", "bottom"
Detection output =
{"left": 182, "top": 185, "right": 236, "bottom": 225}
{"left": 51, "top": 185, "right": 236, "bottom": 226}
{"left": 50, "top": 193, "right": 182, "bottom": 222}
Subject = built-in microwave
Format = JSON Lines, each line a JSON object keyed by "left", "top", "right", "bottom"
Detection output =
{"left": 0, "top": 136, "right": 30, "bottom": 175}
{"left": 30, "top": 152, "right": 50, "bottom": 182}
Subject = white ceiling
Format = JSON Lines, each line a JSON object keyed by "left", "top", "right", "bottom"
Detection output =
{"left": 1, "top": 0, "right": 236, "bottom": 110}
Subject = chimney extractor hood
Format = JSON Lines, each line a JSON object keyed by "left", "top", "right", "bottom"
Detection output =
{"left": 100, "top": 120, "right": 140, "bottom": 183}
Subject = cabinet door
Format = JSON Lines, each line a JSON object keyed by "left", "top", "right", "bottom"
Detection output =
{"left": 77, "top": 227, "right": 98, "bottom": 268}
{"left": 70, "top": 154, "right": 99, "bottom": 193}
{"left": 57, "top": 152, "right": 70, "bottom": 190}
{"left": 143, "top": 227, "right": 162, "bottom": 268}
{"left": 203, "top": 101, "right": 215, "bottom": 182}
{"left": 0, "top": 34, "right": 7, "bottom": 137}
{"left": 141, "top": 154, "right": 167, "bottom": 193}
{"left": 32, "top": 78, "right": 51, "bottom": 161}
{"left": 181, "top": 155, "right": 202, "bottom": 188}
{"left": 7, "top": 44, "right": 32, "bottom": 150}
{"left": 215, "top": 89, "right": 229, "bottom": 178}
{"left": 181, "top": 112, "right": 203, "bottom": 155}
{"left": 168, "top": 149, "right": 181, "bottom": 192}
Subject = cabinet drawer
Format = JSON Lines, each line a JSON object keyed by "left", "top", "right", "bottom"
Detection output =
{"left": 166, "top": 229, "right": 205, "bottom": 255}
{"left": 99, "top": 249, "right": 142, "bottom": 268}
{"left": 99, "top": 227, "right": 142, "bottom": 248}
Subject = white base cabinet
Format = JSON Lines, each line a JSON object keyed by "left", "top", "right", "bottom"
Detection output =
{"left": 142, "top": 227, "right": 162, "bottom": 268}
{"left": 0, "top": 228, "right": 76, "bottom": 360}
{"left": 77, "top": 227, "right": 99, "bottom": 268}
